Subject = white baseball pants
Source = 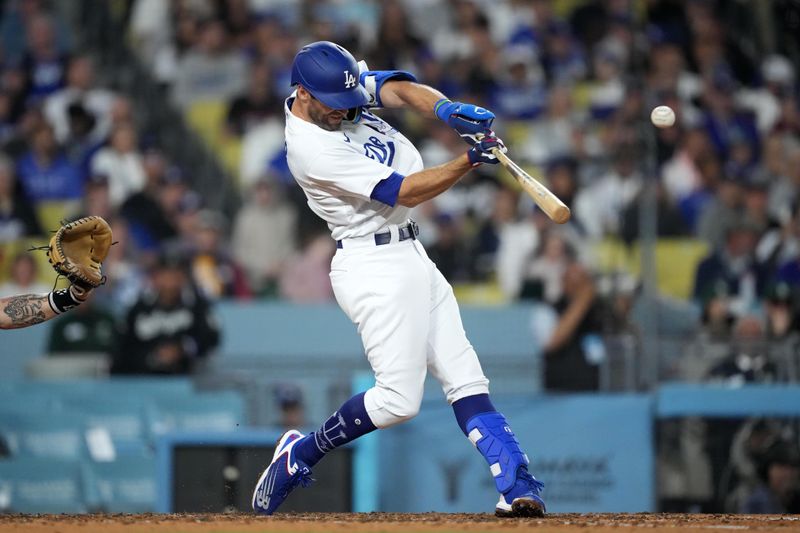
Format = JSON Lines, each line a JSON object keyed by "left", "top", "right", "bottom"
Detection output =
{"left": 330, "top": 230, "right": 490, "bottom": 429}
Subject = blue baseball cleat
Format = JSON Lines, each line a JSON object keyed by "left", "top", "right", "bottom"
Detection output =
{"left": 252, "top": 430, "right": 314, "bottom": 515}
{"left": 495, "top": 466, "right": 546, "bottom": 518}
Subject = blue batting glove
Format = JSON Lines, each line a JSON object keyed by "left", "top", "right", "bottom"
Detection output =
{"left": 435, "top": 99, "right": 496, "bottom": 139}
{"left": 467, "top": 134, "right": 507, "bottom": 166}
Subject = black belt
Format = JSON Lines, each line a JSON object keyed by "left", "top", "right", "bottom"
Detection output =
{"left": 337, "top": 221, "right": 419, "bottom": 249}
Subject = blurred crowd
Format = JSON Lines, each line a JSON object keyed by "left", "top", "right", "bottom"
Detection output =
{"left": 0, "top": 0, "right": 799, "bottom": 385}
{"left": 122, "top": 0, "right": 800, "bottom": 394}
{"left": 0, "top": 0, "right": 797, "bottom": 513}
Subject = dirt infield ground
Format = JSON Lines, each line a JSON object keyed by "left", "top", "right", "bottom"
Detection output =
{"left": 1, "top": 513, "right": 799, "bottom": 533}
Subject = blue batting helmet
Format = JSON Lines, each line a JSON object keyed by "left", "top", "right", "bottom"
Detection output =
{"left": 290, "top": 41, "right": 370, "bottom": 110}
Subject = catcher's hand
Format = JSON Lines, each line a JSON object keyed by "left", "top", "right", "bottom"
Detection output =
{"left": 47, "top": 216, "right": 113, "bottom": 289}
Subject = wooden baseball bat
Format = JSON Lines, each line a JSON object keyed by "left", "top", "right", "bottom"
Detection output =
{"left": 491, "top": 148, "right": 571, "bottom": 224}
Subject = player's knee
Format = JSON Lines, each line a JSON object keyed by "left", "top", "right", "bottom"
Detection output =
{"left": 366, "top": 382, "right": 425, "bottom": 427}
{"left": 384, "top": 389, "right": 422, "bottom": 424}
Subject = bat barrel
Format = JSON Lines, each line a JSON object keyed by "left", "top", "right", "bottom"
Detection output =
{"left": 551, "top": 205, "right": 571, "bottom": 224}
{"left": 490, "top": 148, "right": 571, "bottom": 224}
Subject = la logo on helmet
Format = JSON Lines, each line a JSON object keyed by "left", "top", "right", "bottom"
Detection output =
{"left": 344, "top": 70, "right": 357, "bottom": 89}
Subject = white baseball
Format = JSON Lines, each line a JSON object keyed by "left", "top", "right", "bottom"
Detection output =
{"left": 650, "top": 105, "right": 676, "bottom": 128}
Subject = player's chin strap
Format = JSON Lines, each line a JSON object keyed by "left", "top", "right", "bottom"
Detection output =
{"left": 465, "top": 412, "right": 530, "bottom": 494}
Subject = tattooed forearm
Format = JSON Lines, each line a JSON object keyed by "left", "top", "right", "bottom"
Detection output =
{"left": 1, "top": 294, "right": 52, "bottom": 329}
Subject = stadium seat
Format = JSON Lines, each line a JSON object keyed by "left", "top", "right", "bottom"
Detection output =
{"left": 651, "top": 239, "right": 709, "bottom": 299}
{"left": 0, "top": 379, "right": 188, "bottom": 402}
{"left": 571, "top": 81, "right": 592, "bottom": 110}
{"left": 26, "top": 354, "right": 110, "bottom": 379}
{"left": 0, "top": 380, "right": 245, "bottom": 460}
{"left": 0, "top": 458, "right": 88, "bottom": 513}
{"left": 0, "top": 241, "right": 13, "bottom": 284}
{"left": 0, "top": 239, "right": 67, "bottom": 290}
{"left": 0, "top": 412, "right": 89, "bottom": 460}
{"left": 503, "top": 121, "right": 531, "bottom": 147}
{"left": 0, "top": 391, "right": 61, "bottom": 414}
{"left": 148, "top": 391, "right": 246, "bottom": 435}
{"left": 185, "top": 99, "right": 242, "bottom": 178}
{"left": 61, "top": 395, "right": 150, "bottom": 457}
{"left": 84, "top": 455, "right": 157, "bottom": 513}
{"left": 452, "top": 282, "right": 508, "bottom": 305}
{"left": 85, "top": 377, "right": 195, "bottom": 398}
{"left": 35, "top": 201, "right": 81, "bottom": 239}
{"left": 590, "top": 237, "right": 633, "bottom": 274}
{"left": 219, "top": 137, "right": 243, "bottom": 180}
{"left": 590, "top": 238, "right": 709, "bottom": 300}
{"left": 186, "top": 99, "right": 227, "bottom": 147}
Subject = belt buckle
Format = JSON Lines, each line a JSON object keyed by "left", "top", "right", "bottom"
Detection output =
{"left": 409, "top": 220, "right": 419, "bottom": 239}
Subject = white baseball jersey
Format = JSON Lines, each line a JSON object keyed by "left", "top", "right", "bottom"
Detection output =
{"left": 283, "top": 80, "right": 488, "bottom": 430}
{"left": 284, "top": 95, "right": 424, "bottom": 240}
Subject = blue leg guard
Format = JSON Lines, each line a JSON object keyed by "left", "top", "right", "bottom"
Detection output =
{"left": 465, "top": 411, "right": 529, "bottom": 494}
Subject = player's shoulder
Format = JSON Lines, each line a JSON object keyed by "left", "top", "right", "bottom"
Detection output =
{"left": 286, "top": 128, "right": 355, "bottom": 153}
{"left": 286, "top": 129, "right": 360, "bottom": 170}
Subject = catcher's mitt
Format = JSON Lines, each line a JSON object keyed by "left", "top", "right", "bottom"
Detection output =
{"left": 47, "top": 216, "right": 113, "bottom": 289}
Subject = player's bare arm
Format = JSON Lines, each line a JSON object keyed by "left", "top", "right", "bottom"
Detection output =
{"left": 396, "top": 132, "right": 507, "bottom": 207}
{"left": 0, "top": 294, "right": 53, "bottom": 329}
{"left": 378, "top": 80, "right": 445, "bottom": 117}
{"left": 0, "top": 286, "right": 91, "bottom": 330}
{"left": 396, "top": 154, "right": 473, "bottom": 207}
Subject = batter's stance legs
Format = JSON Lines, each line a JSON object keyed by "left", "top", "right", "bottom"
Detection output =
{"left": 252, "top": 390, "right": 544, "bottom": 516}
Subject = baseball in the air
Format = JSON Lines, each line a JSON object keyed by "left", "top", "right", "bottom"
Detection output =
{"left": 650, "top": 105, "right": 676, "bottom": 128}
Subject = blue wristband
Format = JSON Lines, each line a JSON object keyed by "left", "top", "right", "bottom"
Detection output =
{"left": 434, "top": 98, "right": 455, "bottom": 121}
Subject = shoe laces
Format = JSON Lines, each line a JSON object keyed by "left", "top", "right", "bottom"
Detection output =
{"left": 281, "top": 466, "right": 314, "bottom": 498}
{"left": 297, "top": 467, "right": 314, "bottom": 489}
{"left": 517, "top": 467, "right": 545, "bottom": 494}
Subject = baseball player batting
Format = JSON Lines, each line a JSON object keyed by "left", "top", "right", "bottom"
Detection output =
{"left": 252, "top": 41, "right": 545, "bottom": 518}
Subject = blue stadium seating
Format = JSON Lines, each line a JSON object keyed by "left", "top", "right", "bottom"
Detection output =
{"left": 84, "top": 455, "right": 157, "bottom": 513}
{"left": 0, "top": 391, "right": 61, "bottom": 414}
{"left": 147, "top": 391, "right": 246, "bottom": 436}
{"left": 0, "top": 379, "right": 248, "bottom": 513}
{"left": 0, "top": 378, "right": 194, "bottom": 397}
{"left": 61, "top": 396, "right": 151, "bottom": 457}
{"left": 0, "top": 412, "right": 89, "bottom": 460}
{"left": 0, "top": 323, "right": 52, "bottom": 380}
{"left": 0, "top": 458, "right": 88, "bottom": 513}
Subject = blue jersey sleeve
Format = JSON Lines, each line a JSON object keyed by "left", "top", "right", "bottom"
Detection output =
{"left": 370, "top": 171, "right": 405, "bottom": 207}
{"left": 360, "top": 70, "right": 418, "bottom": 108}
